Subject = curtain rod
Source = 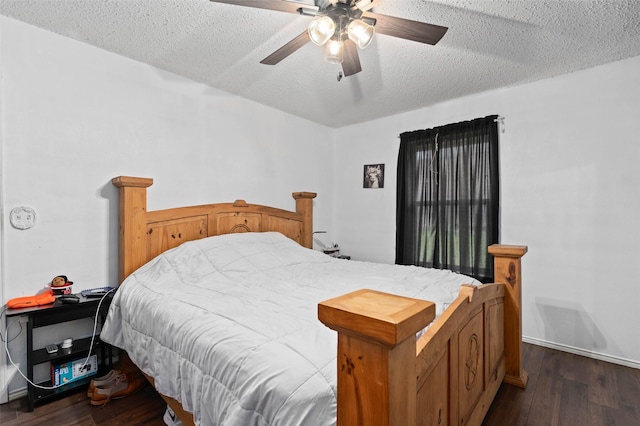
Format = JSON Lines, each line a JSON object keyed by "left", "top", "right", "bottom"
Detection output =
{"left": 397, "top": 115, "right": 506, "bottom": 138}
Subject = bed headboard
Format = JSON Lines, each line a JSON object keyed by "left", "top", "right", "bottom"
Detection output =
{"left": 112, "top": 176, "right": 317, "bottom": 283}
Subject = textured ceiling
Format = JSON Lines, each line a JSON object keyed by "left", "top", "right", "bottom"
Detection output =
{"left": 2, "top": 0, "right": 640, "bottom": 128}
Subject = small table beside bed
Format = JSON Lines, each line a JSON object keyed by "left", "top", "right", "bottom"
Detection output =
{"left": 101, "top": 176, "right": 528, "bottom": 426}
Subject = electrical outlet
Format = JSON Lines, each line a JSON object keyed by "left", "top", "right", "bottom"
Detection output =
{"left": 9, "top": 206, "right": 36, "bottom": 230}
{"left": 19, "top": 315, "right": 29, "bottom": 324}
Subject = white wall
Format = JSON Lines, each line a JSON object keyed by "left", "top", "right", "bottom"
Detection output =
{"left": 0, "top": 13, "right": 6, "bottom": 404}
{"left": 333, "top": 55, "right": 640, "bottom": 367}
{"left": 0, "top": 17, "right": 334, "bottom": 395}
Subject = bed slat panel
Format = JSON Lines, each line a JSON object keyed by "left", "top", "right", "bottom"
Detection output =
{"left": 267, "top": 215, "right": 303, "bottom": 243}
{"left": 416, "top": 348, "right": 450, "bottom": 425}
{"left": 216, "top": 212, "right": 262, "bottom": 234}
{"left": 457, "top": 308, "right": 485, "bottom": 424}
{"left": 487, "top": 300, "right": 505, "bottom": 380}
{"left": 146, "top": 216, "right": 208, "bottom": 259}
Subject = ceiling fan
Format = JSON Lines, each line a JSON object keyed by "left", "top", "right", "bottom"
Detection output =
{"left": 209, "top": 0, "right": 448, "bottom": 77}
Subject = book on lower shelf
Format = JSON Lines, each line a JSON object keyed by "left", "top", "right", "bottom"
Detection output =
{"left": 52, "top": 354, "right": 98, "bottom": 386}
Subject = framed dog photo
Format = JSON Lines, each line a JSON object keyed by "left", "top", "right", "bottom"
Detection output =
{"left": 363, "top": 164, "right": 384, "bottom": 188}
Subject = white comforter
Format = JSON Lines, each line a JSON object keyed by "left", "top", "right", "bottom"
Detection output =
{"left": 101, "top": 232, "right": 479, "bottom": 426}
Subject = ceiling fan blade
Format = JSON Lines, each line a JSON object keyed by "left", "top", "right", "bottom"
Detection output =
{"left": 209, "top": 0, "right": 318, "bottom": 15}
{"left": 364, "top": 12, "right": 448, "bottom": 45}
{"left": 342, "top": 39, "right": 362, "bottom": 77}
{"left": 356, "top": 0, "right": 383, "bottom": 12}
{"left": 260, "top": 30, "right": 311, "bottom": 65}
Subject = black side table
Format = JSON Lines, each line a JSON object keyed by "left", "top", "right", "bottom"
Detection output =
{"left": 5, "top": 294, "right": 114, "bottom": 411}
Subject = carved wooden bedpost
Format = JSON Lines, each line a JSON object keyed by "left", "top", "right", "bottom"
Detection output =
{"left": 112, "top": 176, "right": 153, "bottom": 284}
{"left": 488, "top": 244, "right": 528, "bottom": 388}
{"left": 292, "top": 192, "right": 317, "bottom": 249}
{"left": 319, "top": 289, "right": 435, "bottom": 426}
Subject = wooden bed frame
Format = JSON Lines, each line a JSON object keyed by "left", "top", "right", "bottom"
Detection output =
{"left": 112, "top": 176, "right": 527, "bottom": 426}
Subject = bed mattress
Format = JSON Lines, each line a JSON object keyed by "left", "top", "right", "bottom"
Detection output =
{"left": 101, "top": 232, "right": 479, "bottom": 425}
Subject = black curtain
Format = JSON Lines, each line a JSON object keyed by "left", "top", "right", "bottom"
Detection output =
{"left": 396, "top": 115, "right": 499, "bottom": 282}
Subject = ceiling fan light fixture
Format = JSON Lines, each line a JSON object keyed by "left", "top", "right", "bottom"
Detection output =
{"left": 347, "top": 19, "right": 375, "bottom": 49}
{"left": 308, "top": 16, "right": 336, "bottom": 46}
{"left": 324, "top": 39, "right": 344, "bottom": 64}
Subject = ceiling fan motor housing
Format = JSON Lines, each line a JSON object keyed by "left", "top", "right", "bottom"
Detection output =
{"left": 324, "top": 2, "right": 365, "bottom": 41}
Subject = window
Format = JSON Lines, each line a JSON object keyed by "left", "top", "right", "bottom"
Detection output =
{"left": 396, "top": 115, "right": 499, "bottom": 282}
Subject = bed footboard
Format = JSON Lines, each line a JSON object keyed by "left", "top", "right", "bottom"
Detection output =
{"left": 319, "top": 245, "right": 527, "bottom": 426}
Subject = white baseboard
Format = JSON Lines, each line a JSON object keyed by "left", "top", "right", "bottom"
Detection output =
{"left": 8, "top": 387, "right": 27, "bottom": 402}
{"left": 524, "top": 336, "right": 640, "bottom": 370}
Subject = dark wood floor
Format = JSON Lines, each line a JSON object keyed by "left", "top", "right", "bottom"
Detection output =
{"left": 1, "top": 343, "right": 638, "bottom": 425}
{"left": 483, "top": 343, "right": 640, "bottom": 426}
{"left": 0, "top": 384, "right": 167, "bottom": 426}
